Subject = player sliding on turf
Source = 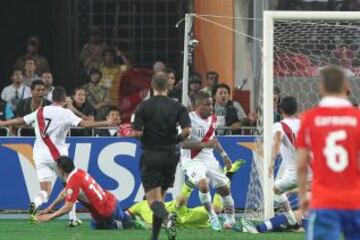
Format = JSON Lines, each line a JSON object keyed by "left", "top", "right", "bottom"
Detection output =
{"left": 127, "top": 160, "right": 244, "bottom": 228}
{"left": 180, "top": 92, "right": 238, "bottom": 231}
{"left": 36, "top": 156, "right": 145, "bottom": 230}
{"left": 0, "top": 87, "right": 119, "bottom": 226}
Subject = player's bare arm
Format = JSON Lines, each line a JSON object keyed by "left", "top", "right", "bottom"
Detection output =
{"left": 213, "top": 139, "right": 232, "bottom": 170}
{"left": 36, "top": 201, "right": 74, "bottom": 223}
{"left": 297, "top": 147, "right": 310, "bottom": 212}
{"left": 269, "top": 131, "right": 283, "bottom": 177}
{"left": 181, "top": 138, "right": 218, "bottom": 150}
{"left": 78, "top": 116, "right": 120, "bottom": 128}
{"left": 0, "top": 117, "right": 26, "bottom": 127}
{"left": 38, "top": 188, "right": 66, "bottom": 215}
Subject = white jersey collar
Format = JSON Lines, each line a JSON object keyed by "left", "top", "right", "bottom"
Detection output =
{"left": 67, "top": 168, "right": 78, "bottom": 182}
{"left": 319, "top": 96, "right": 352, "bottom": 108}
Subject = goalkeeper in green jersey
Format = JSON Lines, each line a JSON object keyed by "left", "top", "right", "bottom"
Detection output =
{"left": 126, "top": 160, "right": 245, "bottom": 228}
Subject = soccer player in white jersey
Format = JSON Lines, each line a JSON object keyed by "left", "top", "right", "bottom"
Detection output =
{"left": 181, "top": 91, "right": 237, "bottom": 231}
{"left": 268, "top": 96, "right": 301, "bottom": 228}
{"left": 0, "top": 87, "right": 120, "bottom": 224}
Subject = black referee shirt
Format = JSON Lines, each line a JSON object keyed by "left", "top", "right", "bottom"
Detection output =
{"left": 133, "top": 95, "right": 191, "bottom": 150}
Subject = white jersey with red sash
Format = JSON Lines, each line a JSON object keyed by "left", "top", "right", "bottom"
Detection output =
{"left": 181, "top": 111, "right": 218, "bottom": 161}
{"left": 23, "top": 106, "right": 82, "bottom": 163}
{"left": 272, "top": 118, "right": 300, "bottom": 170}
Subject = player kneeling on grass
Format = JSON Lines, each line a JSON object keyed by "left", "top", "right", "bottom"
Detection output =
{"left": 36, "top": 156, "right": 144, "bottom": 230}
{"left": 180, "top": 91, "right": 238, "bottom": 231}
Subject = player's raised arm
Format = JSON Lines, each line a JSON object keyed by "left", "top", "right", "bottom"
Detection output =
{"left": 78, "top": 115, "right": 120, "bottom": 128}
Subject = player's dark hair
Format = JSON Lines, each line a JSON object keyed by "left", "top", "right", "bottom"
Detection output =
{"left": 195, "top": 91, "right": 211, "bottom": 107}
{"left": 320, "top": 65, "right": 346, "bottom": 94}
{"left": 280, "top": 96, "right": 297, "bottom": 115}
{"left": 152, "top": 71, "right": 168, "bottom": 91}
{"left": 57, "top": 156, "right": 75, "bottom": 174}
{"left": 52, "top": 87, "right": 67, "bottom": 102}
{"left": 212, "top": 83, "right": 230, "bottom": 97}
{"left": 30, "top": 79, "right": 44, "bottom": 91}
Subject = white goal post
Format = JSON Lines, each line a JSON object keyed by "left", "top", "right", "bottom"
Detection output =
{"left": 262, "top": 11, "right": 360, "bottom": 220}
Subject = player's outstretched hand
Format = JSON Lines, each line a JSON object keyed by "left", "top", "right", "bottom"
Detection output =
{"left": 35, "top": 214, "right": 52, "bottom": 223}
{"left": 38, "top": 207, "right": 53, "bottom": 215}
{"left": 224, "top": 156, "right": 232, "bottom": 170}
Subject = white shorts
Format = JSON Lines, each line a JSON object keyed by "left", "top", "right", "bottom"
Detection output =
{"left": 181, "top": 156, "right": 229, "bottom": 189}
{"left": 274, "top": 168, "right": 297, "bottom": 194}
{"left": 35, "top": 160, "right": 58, "bottom": 182}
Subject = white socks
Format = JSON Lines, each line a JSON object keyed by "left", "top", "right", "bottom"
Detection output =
{"left": 33, "top": 190, "right": 49, "bottom": 209}
{"left": 221, "top": 195, "right": 236, "bottom": 224}
{"left": 275, "top": 193, "right": 297, "bottom": 225}
{"left": 199, "top": 191, "right": 217, "bottom": 218}
{"left": 69, "top": 203, "right": 77, "bottom": 220}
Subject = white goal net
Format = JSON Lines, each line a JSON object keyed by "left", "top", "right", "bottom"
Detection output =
{"left": 244, "top": 11, "right": 360, "bottom": 222}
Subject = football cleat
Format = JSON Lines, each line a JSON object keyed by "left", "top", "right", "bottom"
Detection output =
{"left": 224, "top": 159, "right": 246, "bottom": 174}
{"left": 28, "top": 202, "right": 37, "bottom": 223}
{"left": 209, "top": 215, "right": 222, "bottom": 231}
{"left": 223, "top": 222, "right": 242, "bottom": 232}
{"left": 166, "top": 212, "right": 177, "bottom": 240}
{"left": 68, "top": 219, "right": 82, "bottom": 227}
{"left": 241, "top": 218, "right": 259, "bottom": 234}
{"left": 132, "top": 216, "right": 147, "bottom": 229}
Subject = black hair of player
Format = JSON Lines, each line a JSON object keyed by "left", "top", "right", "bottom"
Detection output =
{"left": 279, "top": 96, "right": 297, "bottom": 116}
{"left": 320, "top": 65, "right": 346, "bottom": 94}
{"left": 52, "top": 87, "right": 67, "bottom": 102}
{"left": 57, "top": 156, "right": 75, "bottom": 174}
{"left": 195, "top": 91, "right": 211, "bottom": 107}
{"left": 152, "top": 71, "right": 168, "bottom": 91}
{"left": 212, "top": 83, "right": 230, "bottom": 98}
{"left": 30, "top": 79, "right": 45, "bottom": 91}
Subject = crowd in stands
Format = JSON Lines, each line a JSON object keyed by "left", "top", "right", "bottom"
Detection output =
{"left": 0, "top": 31, "right": 254, "bottom": 137}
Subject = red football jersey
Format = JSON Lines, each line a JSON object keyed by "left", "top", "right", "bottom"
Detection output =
{"left": 297, "top": 97, "right": 360, "bottom": 210}
{"left": 65, "top": 168, "right": 117, "bottom": 220}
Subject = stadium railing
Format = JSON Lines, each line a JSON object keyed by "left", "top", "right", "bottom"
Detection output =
{"left": 13, "top": 126, "right": 261, "bottom": 137}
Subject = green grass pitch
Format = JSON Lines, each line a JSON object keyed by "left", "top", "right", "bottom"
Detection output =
{"left": 0, "top": 219, "right": 304, "bottom": 240}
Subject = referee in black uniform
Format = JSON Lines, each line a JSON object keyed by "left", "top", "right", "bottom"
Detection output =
{"left": 132, "top": 71, "right": 191, "bottom": 240}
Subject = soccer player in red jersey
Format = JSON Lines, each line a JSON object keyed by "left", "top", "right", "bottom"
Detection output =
{"left": 297, "top": 66, "right": 360, "bottom": 239}
{"left": 36, "top": 156, "right": 144, "bottom": 230}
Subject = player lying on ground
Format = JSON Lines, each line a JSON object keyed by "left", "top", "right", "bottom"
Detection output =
{"left": 180, "top": 91, "right": 238, "bottom": 231}
{"left": 35, "top": 156, "right": 145, "bottom": 230}
{"left": 127, "top": 160, "right": 244, "bottom": 228}
{"left": 0, "top": 87, "right": 120, "bottom": 226}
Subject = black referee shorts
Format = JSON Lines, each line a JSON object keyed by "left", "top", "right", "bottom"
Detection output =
{"left": 140, "top": 149, "right": 180, "bottom": 192}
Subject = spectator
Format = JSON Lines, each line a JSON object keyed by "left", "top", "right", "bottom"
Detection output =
{"left": 95, "top": 106, "right": 120, "bottom": 137}
{"left": 15, "top": 80, "right": 51, "bottom": 136}
{"left": 15, "top": 80, "right": 51, "bottom": 117}
{"left": 70, "top": 87, "right": 96, "bottom": 136}
{"left": 99, "top": 47, "right": 129, "bottom": 104}
{"left": 165, "top": 68, "right": 182, "bottom": 102}
{"left": 212, "top": 83, "right": 248, "bottom": 134}
{"left": 15, "top": 36, "right": 50, "bottom": 75}
{"left": 42, "top": 71, "right": 55, "bottom": 101}
{"left": 1, "top": 68, "right": 31, "bottom": 111}
{"left": 153, "top": 61, "right": 166, "bottom": 73}
{"left": 301, "top": 0, "right": 329, "bottom": 10}
{"left": 201, "top": 71, "right": 219, "bottom": 96}
{"left": 273, "top": 86, "right": 282, "bottom": 122}
{"left": 187, "top": 73, "right": 203, "bottom": 109}
{"left": 79, "top": 27, "right": 107, "bottom": 72}
{"left": 22, "top": 56, "right": 39, "bottom": 87}
{"left": 82, "top": 68, "right": 111, "bottom": 119}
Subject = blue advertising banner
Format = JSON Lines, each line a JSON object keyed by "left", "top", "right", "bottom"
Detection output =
{"left": 0, "top": 136, "right": 257, "bottom": 210}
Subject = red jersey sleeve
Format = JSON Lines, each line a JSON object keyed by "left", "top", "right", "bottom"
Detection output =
{"left": 296, "top": 112, "right": 310, "bottom": 149}
{"left": 65, "top": 175, "right": 81, "bottom": 203}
